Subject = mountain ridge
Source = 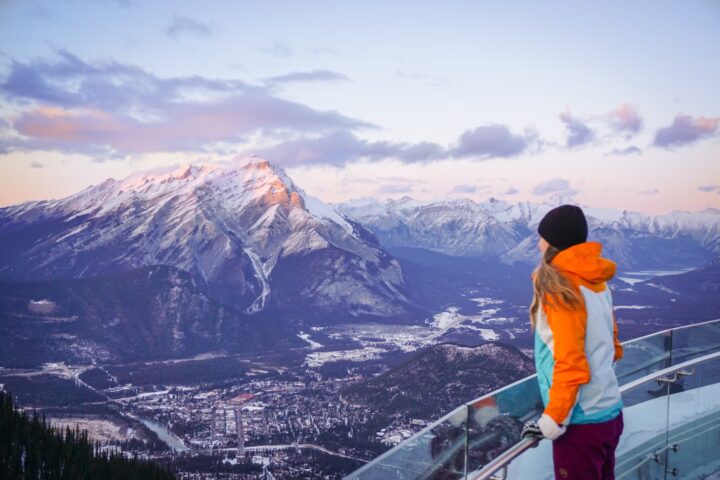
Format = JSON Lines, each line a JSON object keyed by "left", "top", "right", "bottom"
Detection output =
{"left": 0, "top": 156, "right": 412, "bottom": 320}
{"left": 336, "top": 196, "right": 720, "bottom": 269}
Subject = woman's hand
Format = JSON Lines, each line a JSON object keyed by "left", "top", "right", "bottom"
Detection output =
{"left": 521, "top": 414, "right": 567, "bottom": 441}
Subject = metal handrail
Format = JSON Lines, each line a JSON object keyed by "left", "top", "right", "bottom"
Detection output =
{"left": 617, "top": 317, "right": 720, "bottom": 345}
{"left": 468, "top": 349, "right": 720, "bottom": 480}
{"left": 617, "top": 350, "right": 720, "bottom": 394}
{"left": 460, "top": 318, "right": 720, "bottom": 409}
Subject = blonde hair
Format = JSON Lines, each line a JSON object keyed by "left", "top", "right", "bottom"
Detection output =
{"left": 529, "top": 245, "right": 583, "bottom": 329}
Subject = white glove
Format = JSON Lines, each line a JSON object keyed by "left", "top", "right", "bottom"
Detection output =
{"left": 522, "top": 414, "right": 567, "bottom": 441}
{"left": 537, "top": 413, "right": 567, "bottom": 440}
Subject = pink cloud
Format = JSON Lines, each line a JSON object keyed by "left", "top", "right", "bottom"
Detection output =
{"left": 12, "top": 95, "right": 371, "bottom": 155}
{"left": 608, "top": 103, "right": 643, "bottom": 135}
{"left": 1, "top": 51, "right": 372, "bottom": 157}
{"left": 653, "top": 114, "right": 720, "bottom": 148}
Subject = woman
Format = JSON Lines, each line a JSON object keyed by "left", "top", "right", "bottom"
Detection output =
{"left": 521, "top": 204, "right": 625, "bottom": 480}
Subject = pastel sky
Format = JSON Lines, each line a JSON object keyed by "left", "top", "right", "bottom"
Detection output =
{"left": 1, "top": 0, "right": 719, "bottom": 214}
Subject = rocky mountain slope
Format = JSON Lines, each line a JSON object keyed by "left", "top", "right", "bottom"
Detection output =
{"left": 342, "top": 342, "right": 534, "bottom": 418}
{"left": 0, "top": 157, "right": 411, "bottom": 321}
{"left": 0, "top": 265, "right": 301, "bottom": 367}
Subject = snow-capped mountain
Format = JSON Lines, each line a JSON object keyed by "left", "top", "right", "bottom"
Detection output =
{"left": 0, "top": 157, "right": 409, "bottom": 319}
{"left": 336, "top": 196, "right": 720, "bottom": 270}
{"left": 336, "top": 196, "right": 525, "bottom": 257}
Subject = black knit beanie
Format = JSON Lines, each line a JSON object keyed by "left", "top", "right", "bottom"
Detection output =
{"left": 538, "top": 204, "right": 588, "bottom": 251}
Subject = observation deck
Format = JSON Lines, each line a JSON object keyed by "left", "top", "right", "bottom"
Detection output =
{"left": 346, "top": 319, "right": 720, "bottom": 480}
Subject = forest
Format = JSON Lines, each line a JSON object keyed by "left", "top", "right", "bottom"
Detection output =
{"left": 0, "top": 391, "right": 176, "bottom": 480}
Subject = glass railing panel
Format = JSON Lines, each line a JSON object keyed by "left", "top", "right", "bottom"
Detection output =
{"left": 346, "top": 405, "right": 468, "bottom": 480}
{"left": 670, "top": 319, "right": 720, "bottom": 366}
{"left": 614, "top": 374, "right": 671, "bottom": 479}
{"left": 465, "top": 376, "right": 544, "bottom": 476}
{"left": 665, "top": 355, "right": 720, "bottom": 479}
{"left": 347, "top": 320, "right": 720, "bottom": 480}
{"left": 615, "top": 329, "right": 672, "bottom": 386}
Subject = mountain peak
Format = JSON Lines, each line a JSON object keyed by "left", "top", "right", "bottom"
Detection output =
{"left": 237, "top": 154, "right": 271, "bottom": 170}
{"left": 544, "top": 192, "right": 581, "bottom": 207}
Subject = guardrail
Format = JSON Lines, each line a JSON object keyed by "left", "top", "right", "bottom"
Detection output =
{"left": 345, "top": 318, "right": 720, "bottom": 480}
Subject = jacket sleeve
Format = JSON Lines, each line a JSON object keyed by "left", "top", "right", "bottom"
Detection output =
{"left": 542, "top": 296, "right": 591, "bottom": 425}
{"left": 612, "top": 312, "right": 623, "bottom": 362}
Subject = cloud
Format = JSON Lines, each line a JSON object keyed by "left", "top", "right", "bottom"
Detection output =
{"left": 653, "top": 114, "right": 720, "bottom": 148}
{"left": 29, "top": 161, "right": 44, "bottom": 168}
{"left": 698, "top": 184, "right": 720, "bottom": 192}
{"left": 253, "top": 130, "right": 443, "bottom": 167}
{"left": 0, "top": 51, "right": 544, "bottom": 166}
{"left": 259, "top": 42, "right": 293, "bottom": 58}
{"left": 401, "top": 141, "right": 447, "bottom": 162}
{"left": 165, "top": 16, "right": 212, "bottom": 39}
{"left": 607, "top": 104, "right": 643, "bottom": 136}
{"left": 0, "top": 51, "right": 372, "bottom": 156}
{"left": 450, "top": 124, "right": 536, "bottom": 158}
{"left": 255, "top": 123, "right": 537, "bottom": 167}
{"left": 559, "top": 110, "right": 594, "bottom": 147}
{"left": 451, "top": 184, "right": 481, "bottom": 194}
{"left": 640, "top": 188, "right": 659, "bottom": 195}
{"left": 263, "top": 70, "right": 350, "bottom": 86}
{"left": 378, "top": 183, "right": 414, "bottom": 194}
{"left": 504, "top": 186, "right": 519, "bottom": 195}
{"left": 606, "top": 145, "right": 641, "bottom": 156}
{"left": 532, "top": 178, "right": 577, "bottom": 195}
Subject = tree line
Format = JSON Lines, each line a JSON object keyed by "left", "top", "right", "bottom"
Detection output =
{"left": 0, "top": 391, "right": 176, "bottom": 480}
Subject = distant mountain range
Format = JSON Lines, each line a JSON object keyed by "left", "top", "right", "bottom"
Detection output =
{"left": 1, "top": 157, "right": 717, "bottom": 366}
{"left": 337, "top": 195, "right": 720, "bottom": 270}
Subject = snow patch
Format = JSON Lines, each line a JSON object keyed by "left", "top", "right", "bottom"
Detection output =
{"left": 297, "top": 331, "right": 323, "bottom": 349}
{"left": 304, "top": 347, "right": 384, "bottom": 367}
{"left": 304, "top": 194, "right": 354, "bottom": 235}
{"left": 469, "top": 297, "right": 504, "bottom": 307}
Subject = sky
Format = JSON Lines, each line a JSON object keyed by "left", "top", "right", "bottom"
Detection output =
{"left": 0, "top": 0, "right": 719, "bottom": 214}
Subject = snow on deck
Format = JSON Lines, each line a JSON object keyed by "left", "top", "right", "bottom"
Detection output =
{"left": 505, "top": 381, "right": 720, "bottom": 479}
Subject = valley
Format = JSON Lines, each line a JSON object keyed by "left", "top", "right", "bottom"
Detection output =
{"left": 0, "top": 159, "right": 718, "bottom": 478}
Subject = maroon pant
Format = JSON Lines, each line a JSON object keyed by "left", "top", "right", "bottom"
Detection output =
{"left": 552, "top": 411, "right": 624, "bottom": 480}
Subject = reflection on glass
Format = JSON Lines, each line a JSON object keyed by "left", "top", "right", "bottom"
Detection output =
{"left": 615, "top": 377, "right": 670, "bottom": 479}
{"left": 615, "top": 330, "right": 672, "bottom": 386}
{"left": 347, "top": 406, "right": 468, "bottom": 480}
{"left": 465, "top": 377, "right": 544, "bottom": 475}
{"left": 665, "top": 356, "right": 720, "bottom": 479}
{"left": 346, "top": 321, "right": 720, "bottom": 480}
{"left": 670, "top": 320, "right": 720, "bottom": 366}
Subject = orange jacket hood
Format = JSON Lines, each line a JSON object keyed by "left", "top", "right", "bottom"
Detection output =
{"left": 551, "top": 241, "right": 616, "bottom": 284}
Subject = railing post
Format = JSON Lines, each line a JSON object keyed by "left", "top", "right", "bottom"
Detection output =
{"left": 464, "top": 404, "right": 470, "bottom": 479}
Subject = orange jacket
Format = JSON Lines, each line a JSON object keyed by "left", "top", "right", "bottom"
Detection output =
{"left": 534, "top": 242, "right": 624, "bottom": 425}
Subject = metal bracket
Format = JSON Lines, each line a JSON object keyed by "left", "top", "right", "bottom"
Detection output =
{"left": 676, "top": 368, "right": 695, "bottom": 378}
{"left": 489, "top": 466, "right": 507, "bottom": 480}
{"left": 656, "top": 368, "right": 693, "bottom": 385}
{"left": 656, "top": 374, "right": 677, "bottom": 385}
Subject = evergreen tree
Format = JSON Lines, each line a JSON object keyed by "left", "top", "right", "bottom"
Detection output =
{"left": 0, "top": 391, "right": 175, "bottom": 480}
